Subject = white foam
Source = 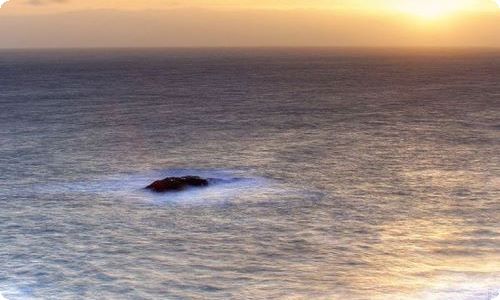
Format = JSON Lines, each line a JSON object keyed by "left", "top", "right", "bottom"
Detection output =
{"left": 416, "top": 278, "right": 500, "bottom": 300}
{"left": 27, "top": 168, "right": 317, "bottom": 205}
{"left": 492, "top": 290, "right": 500, "bottom": 300}
{"left": 145, "top": 177, "right": 280, "bottom": 205}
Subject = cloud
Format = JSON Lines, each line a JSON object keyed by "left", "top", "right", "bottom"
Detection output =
{"left": 24, "top": 0, "right": 68, "bottom": 5}
{"left": 0, "top": 0, "right": 66, "bottom": 8}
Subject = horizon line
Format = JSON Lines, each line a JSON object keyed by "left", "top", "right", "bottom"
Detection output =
{"left": 2, "top": 45, "right": 500, "bottom": 51}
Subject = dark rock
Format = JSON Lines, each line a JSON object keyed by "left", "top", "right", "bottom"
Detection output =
{"left": 145, "top": 176, "right": 210, "bottom": 193}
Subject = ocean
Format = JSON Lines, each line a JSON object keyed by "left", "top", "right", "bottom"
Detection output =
{"left": 0, "top": 48, "right": 499, "bottom": 299}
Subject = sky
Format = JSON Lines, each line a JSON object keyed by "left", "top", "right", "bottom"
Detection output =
{"left": 0, "top": 0, "right": 499, "bottom": 48}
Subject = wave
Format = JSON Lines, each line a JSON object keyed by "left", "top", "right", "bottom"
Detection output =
{"left": 413, "top": 274, "right": 500, "bottom": 300}
{"left": 492, "top": 290, "right": 500, "bottom": 300}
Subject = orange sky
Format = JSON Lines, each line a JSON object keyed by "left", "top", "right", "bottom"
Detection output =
{"left": 0, "top": 0, "right": 499, "bottom": 48}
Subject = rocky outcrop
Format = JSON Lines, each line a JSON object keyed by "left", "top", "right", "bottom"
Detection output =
{"left": 145, "top": 176, "right": 210, "bottom": 193}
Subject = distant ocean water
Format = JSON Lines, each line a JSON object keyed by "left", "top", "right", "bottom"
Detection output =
{"left": 0, "top": 48, "right": 499, "bottom": 300}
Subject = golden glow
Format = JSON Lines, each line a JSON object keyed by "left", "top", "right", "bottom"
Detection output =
{"left": 395, "top": 0, "right": 478, "bottom": 19}
{"left": 0, "top": 0, "right": 9, "bottom": 8}
{"left": 0, "top": 0, "right": 499, "bottom": 47}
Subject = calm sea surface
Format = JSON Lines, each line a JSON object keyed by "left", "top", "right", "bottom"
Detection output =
{"left": 0, "top": 48, "right": 499, "bottom": 300}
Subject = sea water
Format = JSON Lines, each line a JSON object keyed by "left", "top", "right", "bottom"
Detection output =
{"left": 0, "top": 48, "right": 499, "bottom": 299}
